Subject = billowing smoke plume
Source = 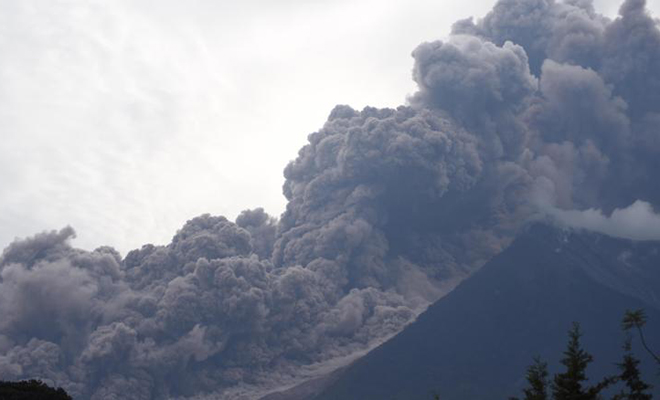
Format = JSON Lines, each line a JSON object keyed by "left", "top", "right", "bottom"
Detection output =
{"left": 1, "top": 0, "right": 659, "bottom": 398}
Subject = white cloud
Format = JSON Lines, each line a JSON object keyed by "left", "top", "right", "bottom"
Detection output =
{"left": 547, "top": 200, "right": 660, "bottom": 241}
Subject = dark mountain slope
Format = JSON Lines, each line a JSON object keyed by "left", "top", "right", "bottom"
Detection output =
{"left": 313, "top": 224, "right": 660, "bottom": 400}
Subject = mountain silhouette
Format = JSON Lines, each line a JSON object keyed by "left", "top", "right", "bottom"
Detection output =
{"left": 312, "top": 224, "right": 660, "bottom": 400}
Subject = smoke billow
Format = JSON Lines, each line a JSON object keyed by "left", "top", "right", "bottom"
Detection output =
{"left": 1, "top": 0, "right": 659, "bottom": 398}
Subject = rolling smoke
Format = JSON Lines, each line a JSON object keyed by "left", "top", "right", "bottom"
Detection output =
{"left": 1, "top": 0, "right": 660, "bottom": 398}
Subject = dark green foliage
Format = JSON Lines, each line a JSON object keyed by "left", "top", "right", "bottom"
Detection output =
{"left": 525, "top": 357, "right": 550, "bottom": 400}
{"left": 552, "top": 322, "right": 594, "bottom": 400}
{"left": 612, "top": 339, "right": 653, "bottom": 400}
{"left": 622, "top": 310, "right": 648, "bottom": 332}
{"left": 613, "top": 310, "right": 656, "bottom": 400}
{"left": 511, "top": 357, "right": 549, "bottom": 400}
{"left": 623, "top": 309, "right": 660, "bottom": 367}
{"left": 0, "top": 380, "right": 72, "bottom": 400}
{"left": 510, "top": 312, "right": 656, "bottom": 400}
{"left": 551, "top": 322, "right": 613, "bottom": 400}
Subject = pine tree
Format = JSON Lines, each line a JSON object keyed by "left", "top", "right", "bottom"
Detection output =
{"left": 551, "top": 322, "right": 612, "bottom": 400}
{"left": 614, "top": 318, "right": 654, "bottom": 400}
{"left": 623, "top": 309, "right": 660, "bottom": 367}
{"left": 524, "top": 357, "right": 550, "bottom": 400}
{"left": 612, "top": 340, "right": 652, "bottom": 400}
{"left": 511, "top": 357, "right": 549, "bottom": 400}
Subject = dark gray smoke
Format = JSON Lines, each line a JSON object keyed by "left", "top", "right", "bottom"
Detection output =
{"left": 1, "top": 0, "right": 659, "bottom": 398}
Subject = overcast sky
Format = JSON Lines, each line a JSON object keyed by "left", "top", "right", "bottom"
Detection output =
{"left": 1, "top": 0, "right": 656, "bottom": 254}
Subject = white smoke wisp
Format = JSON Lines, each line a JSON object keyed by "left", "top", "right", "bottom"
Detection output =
{"left": 546, "top": 200, "right": 660, "bottom": 241}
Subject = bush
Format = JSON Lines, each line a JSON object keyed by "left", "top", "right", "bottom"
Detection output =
{"left": 0, "top": 379, "right": 72, "bottom": 400}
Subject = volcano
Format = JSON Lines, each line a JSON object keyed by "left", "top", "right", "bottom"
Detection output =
{"left": 309, "top": 224, "right": 660, "bottom": 400}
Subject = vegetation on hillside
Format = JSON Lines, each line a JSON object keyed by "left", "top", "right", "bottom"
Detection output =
{"left": 0, "top": 379, "right": 72, "bottom": 400}
{"left": 510, "top": 310, "right": 657, "bottom": 400}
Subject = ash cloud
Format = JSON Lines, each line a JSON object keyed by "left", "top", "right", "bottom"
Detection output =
{"left": 1, "top": 0, "right": 660, "bottom": 398}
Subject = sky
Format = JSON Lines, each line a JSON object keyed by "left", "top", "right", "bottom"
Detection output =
{"left": 1, "top": 0, "right": 657, "bottom": 255}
